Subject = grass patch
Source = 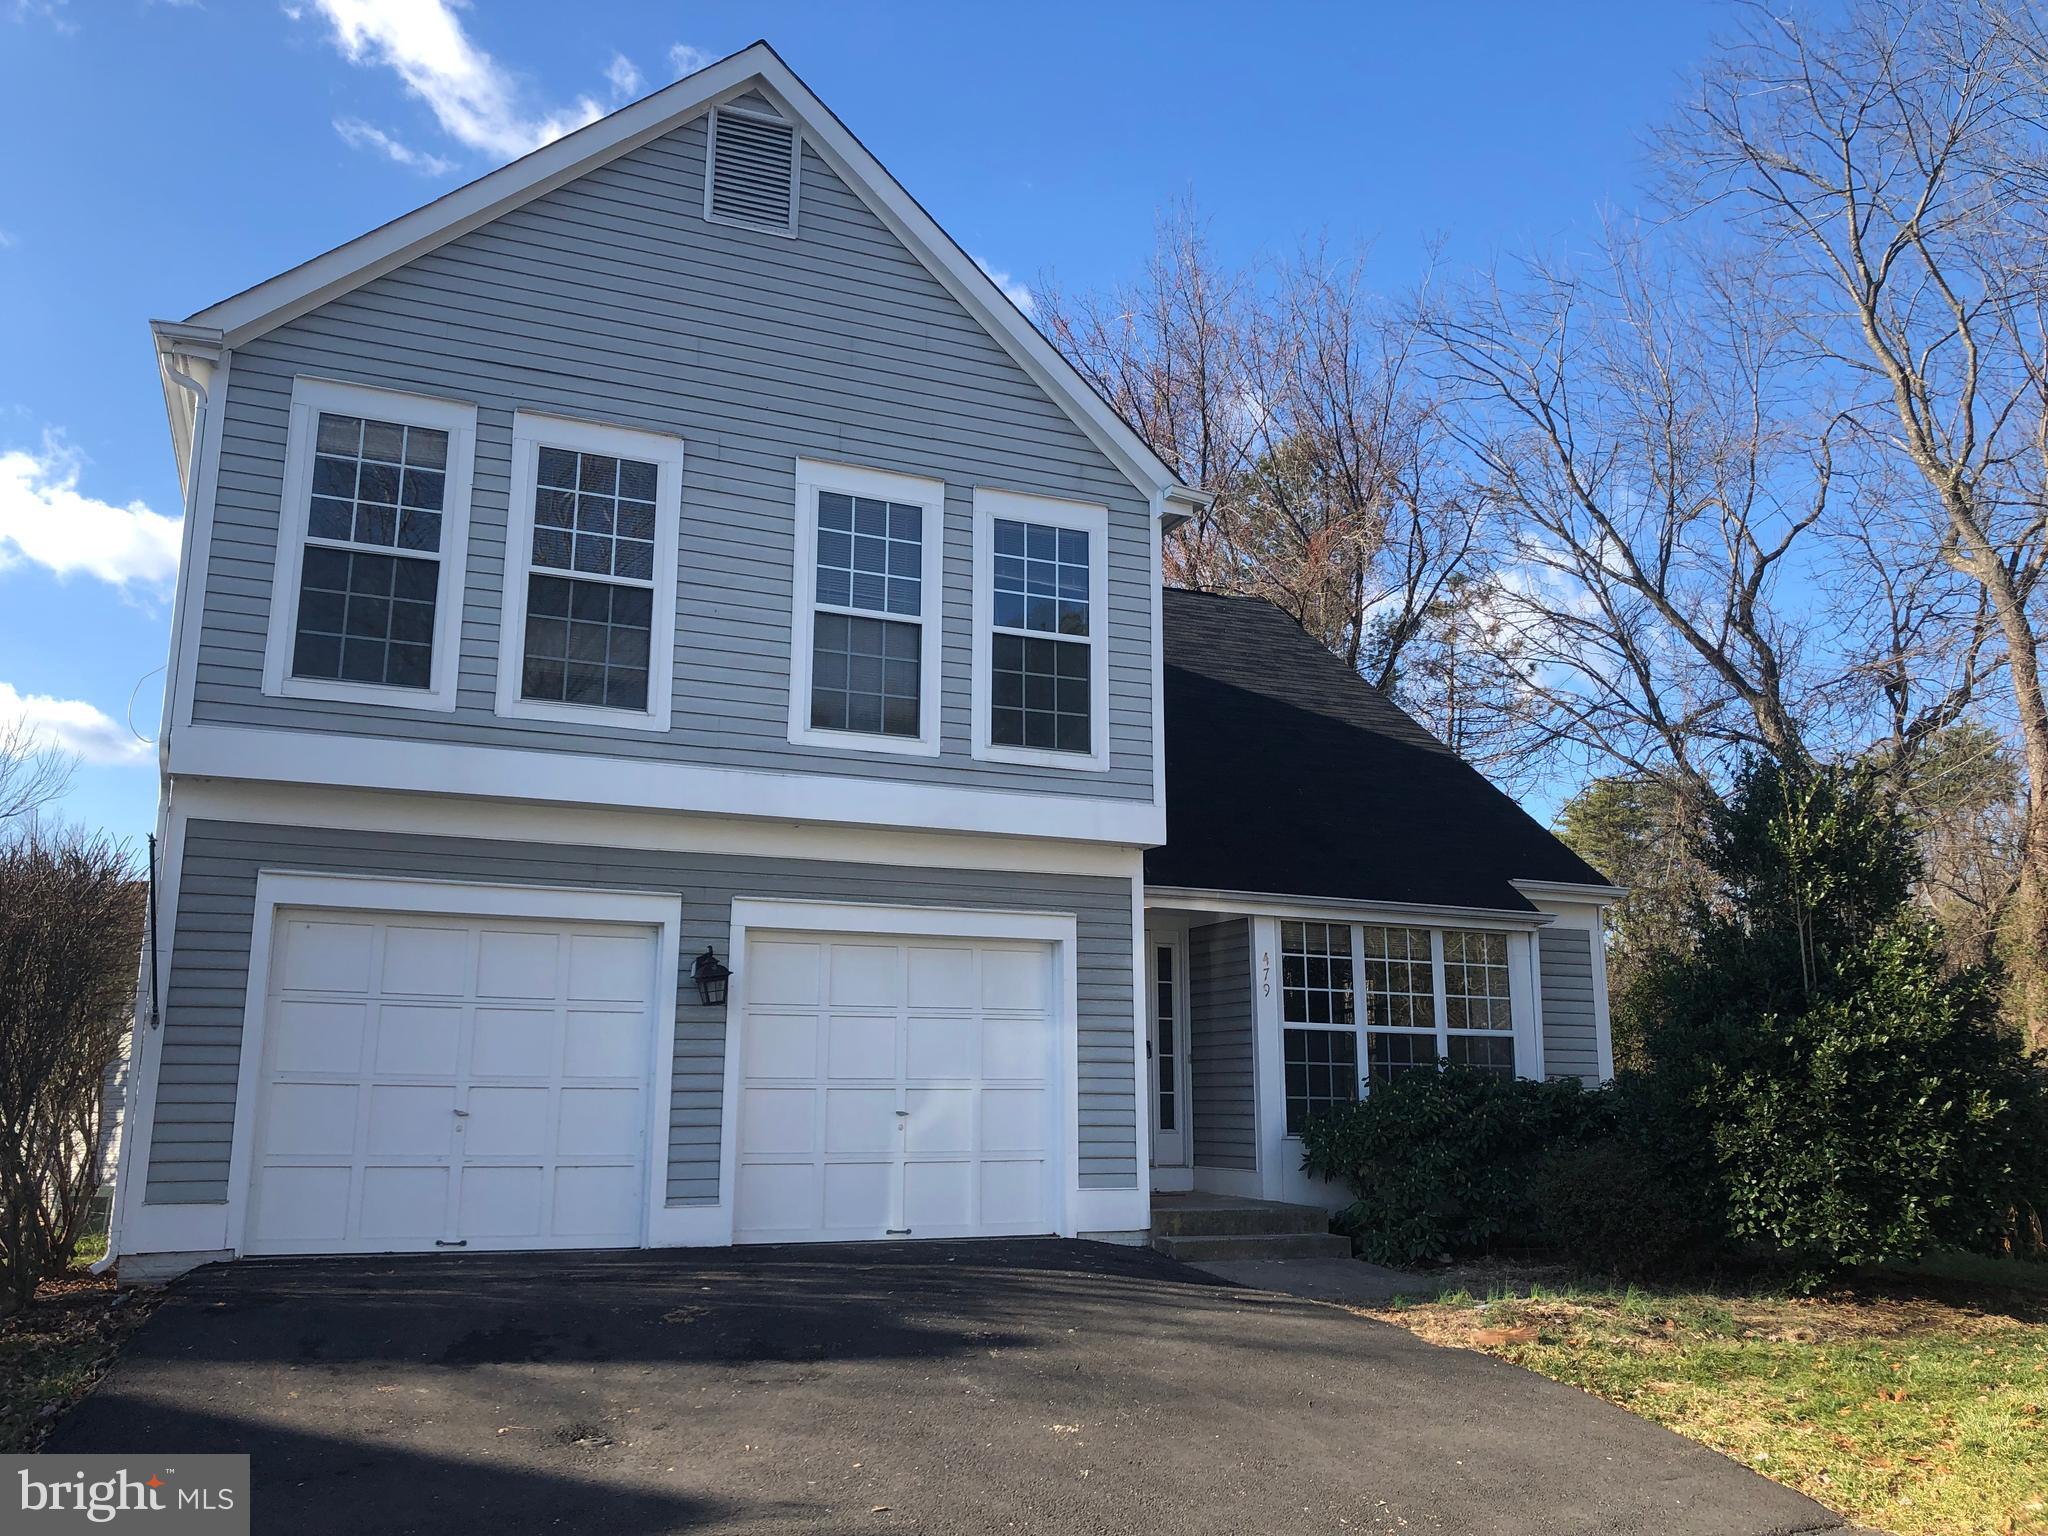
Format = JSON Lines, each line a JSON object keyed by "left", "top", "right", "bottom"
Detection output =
{"left": 1, "top": 1263, "right": 157, "bottom": 1453}
{"left": 1364, "top": 1258, "right": 2048, "bottom": 1536}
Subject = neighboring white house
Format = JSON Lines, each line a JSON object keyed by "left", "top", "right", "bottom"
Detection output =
{"left": 107, "top": 42, "right": 1618, "bottom": 1280}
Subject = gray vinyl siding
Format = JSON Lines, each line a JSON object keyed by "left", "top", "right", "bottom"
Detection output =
{"left": 1187, "top": 918, "right": 1256, "bottom": 1171}
{"left": 1539, "top": 927, "right": 1602, "bottom": 1082}
{"left": 144, "top": 821, "right": 1136, "bottom": 1205}
{"left": 192, "top": 112, "right": 1154, "bottom": 800}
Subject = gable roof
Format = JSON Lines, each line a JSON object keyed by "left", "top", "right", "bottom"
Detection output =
{"left": 1150, "top": 589, "right": 1616, "bottom": 914}
{"left": 156, "top": 42, "right": 1204, "bottom": 514}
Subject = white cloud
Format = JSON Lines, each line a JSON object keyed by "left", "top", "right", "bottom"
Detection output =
{"left": 606, "top": 52, "right": 642, "bottom": 100}
{"left": 334, "top": 116, "right": 457, "bottom": 176}
{"left": 303, "top": 0, "right": 607, "bottom": 162}
{"left": 668, "top": 43, "right": 713, "bottom": 79}
{"left": 0, "top": 683, "right": 149, "bottom": 766}
{"left": 0, "top": 229, "right": 15, "bottom": 250}
{"left": 974, "top": 256, "right": 1036, "bottom": 317}
{"left": 0, "top": 440, "right": 181, "bottom": 590}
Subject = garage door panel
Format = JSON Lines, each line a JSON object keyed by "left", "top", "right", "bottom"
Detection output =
{"left": 373, "top": 1003, "right": 462, "bottom": 1075}
{"left": 380, "top": 925, "right": 472, "bottom": 996}
{"left": 826, "top": 1014, "right": 894, "bottom": 1078}
{"left": 979, "top": 1160, "right": 1047, "bottom": 1227}
{"left": 903, "top": 1160, "right": 972, "bottom": 1227}
{"left": 367, "top": 1084, "right": 458, "bottom": 1156}
{"left": 565, "top": 1010, "right": 644, "bottom": 1077}
{"left": 982, "top": 1017, "right": 1048, "bottom": 1080}
{"left": 905, "top": 1016, "right": 975, "bottom": 1079}
{"left": 981, "top": 1089, "right": 1047, "bottom": 1152}
{"left": 979, "top": 948, "right": 1046, "bottom": 1010}
{"left": 458, "top": 1165, "right": 544, "bottom": 1237}
{"left": 736, "top": 1162, "right": 818, "bottom": 1233}
{"left": 903, "top": 1088, "right": 972, "bottom": 1153}
{"left": 828, "top": 944, "right": 900, "bottom": 1007}
{"left": 739, "top": 1087, "right": 815, "bottom": 1154}
{"left": 471, "top": 1007, "right": 558, "bottom": 1077}
{"left": 264, "top": 1082, "right": 360, "bottom": 1156}
{"left": 249, "top": 1166, "right": 351, "bottom": 1242}
{"left": 557, "top": 1087, "right": 642, "bottom": 1156}
{"left": 477, "top": 930, "right": 561, "bottom": 1000}
{"left": 465, "top": 1087, "right": 551, "bottom": 1155}
{"left": 271, "top": 1000, "right": 368, "bottom": 1075}
{"left": 744, "top": 1012, "right": 820, "bottom": 1078}
{"left": 824, "top": 1087, "right": 896, "bottom": 1153}
{"left": 278, "top": 920, "right": 375, "bottom": 993}
{"left": 568, "top": 933, "right": 651, "bottom": 1002}
{"left": 248, "top": 908, "right": 658, "bottom": 1257}
{"left": 906, "top": 946, "right": 975, "bottom": 1009}
{"left": 360, "top": 1166, "right": 449, "bottom": 1237}
{"left": 747, "top": 941, "right": 822, "bottom": 1006}
{"left": 821, "top": 1162, "right": 891, "bottom": 1231}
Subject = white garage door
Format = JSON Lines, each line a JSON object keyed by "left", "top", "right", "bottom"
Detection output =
{"left": 244, "top": 909, "right": 661, "bottom": 1256}
{"left": 734, "top": 932, "right": 1059, "bottom": 1243}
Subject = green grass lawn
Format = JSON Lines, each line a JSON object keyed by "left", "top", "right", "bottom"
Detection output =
{"left": 1367, "top": 1258, "right": 2048, "bottom": 1536}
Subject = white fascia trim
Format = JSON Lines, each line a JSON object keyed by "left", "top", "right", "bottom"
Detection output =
{"left": 1144, "top": 885, "right": 1555, "bottom": 930}
{"left": 1511, "top": 878, "right": 1629, "bottom": 905}
{"left": 167, "top": 725, "right": 1167, "bottom": 846}
{"left": 261, "top": 376, "right": 478, "bottom": 713}
{"left": 1146, "top": 491, "right": 1168, "bottom": 826}
{"left": 173, "top": 41, "right": 1194, "bottom": 510}
{"left": 218, "top": 870, "right": 684, "bottom": 1258}
{"left": 970, "top": 488, "right": 1112, "bottom": 774}
{"left": 494, "top": 411, "right": 685, "bottom": 733}
{"left": 169, "top": 778, "right": 1144, "bottom": 879}
{"left": 786, "top": 458, "right": 945, "bottom": 758}
{"left": 720, "top": 896, "right": 1085, "bottom": 1242}
{"left": 163, "top": 345, "right": 233, "bottom": 765}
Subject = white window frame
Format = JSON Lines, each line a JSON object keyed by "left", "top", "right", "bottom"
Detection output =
{"left": 970, "top": 487, "right": 1112, "bottom": 773}
{"left": 493, "top": 411, "right": 685, "bottom": 733}
{"left": 786, "top": 457, "right": 945, "bottom": 757}
{"left": 262, "top": 376, "right": 477, "bottom": 712}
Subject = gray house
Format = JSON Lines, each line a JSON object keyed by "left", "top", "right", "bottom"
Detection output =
{"left": 107, "top": 42, "right": 1617, "bottom": 1280}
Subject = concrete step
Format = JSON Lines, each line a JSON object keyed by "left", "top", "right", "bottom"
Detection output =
{"left": 1149, "top": 1201, "right": 1333, "bottom": 1238}
{"left": 1151, "top": 1231, "right": 1353, "bottom": 1262}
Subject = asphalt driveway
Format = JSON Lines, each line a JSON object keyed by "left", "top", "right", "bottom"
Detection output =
{"left": 51, "top": 1240, "right": 1840, "bottom": 1535}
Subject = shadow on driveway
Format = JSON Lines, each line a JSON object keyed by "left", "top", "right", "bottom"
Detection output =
{"left": 50, "top": 1240, "right": 1840, "bottom": 1536}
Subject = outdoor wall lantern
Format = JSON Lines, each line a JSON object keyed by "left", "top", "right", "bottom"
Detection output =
{"left": 691, "top": 945, "right": 732, "bottom": 1007}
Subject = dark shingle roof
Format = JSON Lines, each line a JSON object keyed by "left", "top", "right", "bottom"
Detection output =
{"left": 1150, "top": 589, "right": 1611, "bottom": 912}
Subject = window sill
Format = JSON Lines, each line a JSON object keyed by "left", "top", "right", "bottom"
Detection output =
{"left": 788, "top": 722, "right": 942, "bottom": 758}
{"left": 268, "top": 673, "right": 457, "bottom": 713}
{"left": 496, "top": 695, "right": 674, "bottom": 733}
{"left": 970, "top": 739, "right": 1111, "bottom": 773}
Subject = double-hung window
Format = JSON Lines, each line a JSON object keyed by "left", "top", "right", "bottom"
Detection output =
{"left": 494, "top": 412, "right": 684, "bottom": 731}
{"left": 264, "top": 378, "right": 476, "bottom": 711}
{"left": 787, "top": 459, "right": 944, "bottom": 755}
{"left": 971, "top": 489, "right": 1110, "bottom": 770}
{"left": 1360, "top": 925, "right": 1439, "bottom": 1082}
{"left": 1441, "top": 928, "right": 1516, "bottom": 1073}
{"left": 1280, "top": 920, "right": 1358, "bottom": 1133}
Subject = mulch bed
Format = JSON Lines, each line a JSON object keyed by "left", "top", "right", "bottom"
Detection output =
{"left": 1, "top": 1268, "right": 160, "bottom": 1452}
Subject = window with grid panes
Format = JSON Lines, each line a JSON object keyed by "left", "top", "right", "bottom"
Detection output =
{"left": 989, "top": 518, "right": 1091, "bottom": 753}
{"left": 1280, "top": 920, "right": 1358, "bottom": 1132}
{"left": 518, "top": 445, "right": 659, "bottom": 712}
{"left": 1360, "top": 924, "right": 1439, "bottom": 1084}
{"left": 810, "top": 491, "right": 925, "bottom": 737}
{"left": 1442, "top": 928, "right": 1516, "bottom": 1076}
{"left": 291, "top": 412, "right": 449, "bottom": 689}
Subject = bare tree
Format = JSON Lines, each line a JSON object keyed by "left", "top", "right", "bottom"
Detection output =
{"left": 1422, "top": 231, "right": 1842, "bottom": 807}
{"left": 0, "top": 720, "right": 72, "bottom": 827}
{"left": 1667, "top": 0, "right": 2048, "bottom": 1040}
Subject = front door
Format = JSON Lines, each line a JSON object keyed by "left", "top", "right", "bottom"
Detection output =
{"left": 1148, "top": 936, "right": 1189, "bottom": 1171}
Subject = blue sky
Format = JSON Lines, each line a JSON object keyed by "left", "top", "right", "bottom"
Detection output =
{"left": 0, "top": 0, "right": 1755, "bottom": 846}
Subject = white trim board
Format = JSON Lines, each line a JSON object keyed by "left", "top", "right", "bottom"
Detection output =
{"left": 166, "top": 725, "right": 1166, "bottom": 846}
{"left": 159, "top": 43, "right": 1197, "bottom": 511}
{"left": 1144, "top": 886, "right": 1555, "bottom": 929}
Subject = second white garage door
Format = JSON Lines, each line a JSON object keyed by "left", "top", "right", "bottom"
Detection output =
{"left": 733, "top": 932, "right": 1059, "bottom": 1243}
{"left": 243, "top": 909, "right": 661, "bottom": 1256}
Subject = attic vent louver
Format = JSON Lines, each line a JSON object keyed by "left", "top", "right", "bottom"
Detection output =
{"left": 705, "top": 105, "right": 799, "bottom": 234}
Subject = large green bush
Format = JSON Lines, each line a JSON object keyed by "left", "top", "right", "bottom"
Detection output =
{"left": 1630, "top": 758, "right": 2048, "bottom": 1288}
{"left": 1297, "top": 1066, "right": 1611, "bottom": 1265}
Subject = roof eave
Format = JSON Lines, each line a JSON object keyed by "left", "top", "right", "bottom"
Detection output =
{"left": 1510, "top": 878, "right": 1630, "bottom": 907}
